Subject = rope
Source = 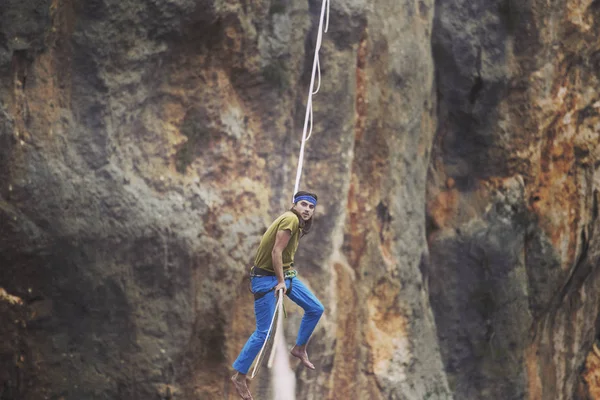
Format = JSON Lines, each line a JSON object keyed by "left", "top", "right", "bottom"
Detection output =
{"left": 267, "top": 290, "right": 286, "bottom": 368}
{"left": 250, "top": 288, "right": 285, "bottom": 379}
{"left": 292, "top": 0, "right": 331, "bottom": 197}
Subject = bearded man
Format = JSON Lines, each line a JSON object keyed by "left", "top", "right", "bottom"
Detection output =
{"left": 231, "top": 191, "right": 324, "bottom": 400}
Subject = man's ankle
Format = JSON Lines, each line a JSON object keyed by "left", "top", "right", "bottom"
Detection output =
{"left": 233, "top": 371, "right": 246, "bottom": 380}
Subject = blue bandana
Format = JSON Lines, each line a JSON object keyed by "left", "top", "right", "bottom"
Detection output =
{"left": 293, "top": 194, "right": 317, "bottom": 206}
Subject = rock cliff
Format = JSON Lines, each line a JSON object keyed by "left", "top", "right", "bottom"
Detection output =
{"left": 427, "top": 0, "right": 600, "bottom": 399}
{"left": 0, "top": 0, "right": 598, "bottom": 399}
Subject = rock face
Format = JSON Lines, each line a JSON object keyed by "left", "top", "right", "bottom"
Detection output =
{"left": 0, "top": 0, "right": 446, "bottom": 399}
{"left": 0, "top": 1, "right": 598, "bottom": 400}
{"left": 427, "top": 0, "right": 600, "bottom": 399}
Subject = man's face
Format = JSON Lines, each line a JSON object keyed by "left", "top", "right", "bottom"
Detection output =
{"left": 293, "top": 200, "right": 316, "bottom": 221}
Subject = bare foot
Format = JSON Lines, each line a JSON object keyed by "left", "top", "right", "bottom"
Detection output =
{"left": 231, "top": 372, "right": 253, "bottom": 400}
{"left": 290, "top": 345, "right": 315, "bottom": 370}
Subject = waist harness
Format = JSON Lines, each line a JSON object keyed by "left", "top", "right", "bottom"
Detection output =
{"left": 250, "top": 266, "right": 297, "bottom": 301}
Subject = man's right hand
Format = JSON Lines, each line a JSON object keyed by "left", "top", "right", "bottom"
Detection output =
{"left": 274, "top": 281, "right": 287, "bottom": 297}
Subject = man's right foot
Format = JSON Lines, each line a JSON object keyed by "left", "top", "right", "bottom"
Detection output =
{"left": 290, "top": 345, "right": 315, "bottom": 370}
{"left": 231, "top": 373, "right": 253, "bottom": 400}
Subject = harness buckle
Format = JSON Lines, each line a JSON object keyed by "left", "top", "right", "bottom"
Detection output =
{"left": 284, "top": 269, "right": 297, "bottom": 279}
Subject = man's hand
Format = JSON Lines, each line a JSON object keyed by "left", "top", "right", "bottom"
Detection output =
{"left": 274, "top": 281, "right": 287, "bottom": 297}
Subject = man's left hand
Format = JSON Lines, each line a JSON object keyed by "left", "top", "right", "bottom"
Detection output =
{"left": 274, "top": 281, "right": 287, "bottom": 297}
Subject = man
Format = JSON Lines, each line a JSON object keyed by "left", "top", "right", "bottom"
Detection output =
{"left": 231, "top": 191, "right": 325, "bottom": 400}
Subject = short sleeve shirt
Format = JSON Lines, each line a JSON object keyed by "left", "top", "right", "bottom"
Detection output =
{"left": 253, "top": 211, "right": 301, "bottom": 272}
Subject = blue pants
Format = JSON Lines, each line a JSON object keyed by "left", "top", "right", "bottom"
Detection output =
{"left": 232, "top": 275, "right": 324, "bottom": 374}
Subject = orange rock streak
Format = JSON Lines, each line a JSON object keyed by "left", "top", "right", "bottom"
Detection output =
{"left": 581, "top": 344, "right": 600, "bottom": 399}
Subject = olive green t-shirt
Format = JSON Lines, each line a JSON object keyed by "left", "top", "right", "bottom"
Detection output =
{"left": 253, "top": 211, "right": 301, "bottom": 272}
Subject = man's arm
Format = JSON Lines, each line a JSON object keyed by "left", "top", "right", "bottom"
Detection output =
{"left": 272, "top": 229, "right": 291, "bottom": 295}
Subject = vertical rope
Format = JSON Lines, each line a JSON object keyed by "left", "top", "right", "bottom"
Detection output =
{"left": 250, "top": 289, "right": 284, "bottom": 379}
{"left": 292, "top": 0, "right": 330, "bottom": 198}
{"left": 267, "top": 292, "right": 285, "bottom": 368}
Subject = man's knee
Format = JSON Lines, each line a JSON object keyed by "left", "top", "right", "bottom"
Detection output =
{"left": 309, "top": 301, "right": 324, "bottom": 317}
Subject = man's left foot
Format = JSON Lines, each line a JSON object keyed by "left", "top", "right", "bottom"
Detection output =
{"left": 231, "top": 372, "right": 253, "bottom": 400}
{"left": 290, "top": 345, "right": 315, "bottom": 370}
